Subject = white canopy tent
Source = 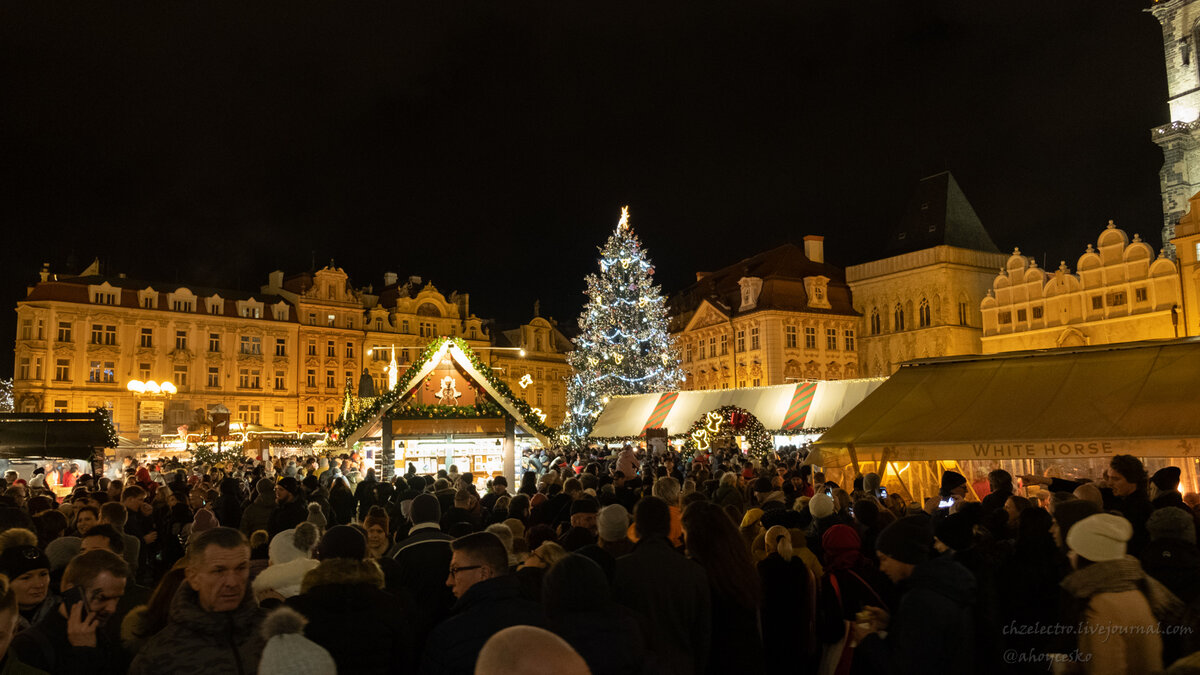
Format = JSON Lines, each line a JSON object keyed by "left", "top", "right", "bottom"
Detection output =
{"left": 589, "top": 379, "right": 884, "bottom": 440}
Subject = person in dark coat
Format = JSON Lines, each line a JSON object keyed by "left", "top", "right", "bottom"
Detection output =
{"left": 758, "top": 526, "right": 818, "bottom": 675}
{"left": 996, "top": 507, "right": 1067, "bottom": 674}
{"left": 1026, "top": 454, "right": 1154, "bottom": 555}
{"left": 328, "top": 479, "right": 354, "bottom": 527}
{"left": 212, "top": 478, "right": 243, "bottom": 532}
{"left": 353, "top": 468, "right": 379, "bottom": 521}
{"left": 286, "top": 526, "right": 411, "bottom": 675}
{"left": 979, "top": 469, "right": 1014, "bottom": 517}
{"left": 1150, "top": 467, "right": 1187, "bottom": 510}
{"left": 542, "top": 553, "right": 646, "bottom": 675}
{"left": 267, "top": 478, "right": 307, "bottom": 537}
{"left": 389, "top": 494, "right": 455, "bottom": 646}
{"left": 239, "top": 478, "right": 276, "bottom": 537}
{"left": 612, "top": 496, "right": 711, "bottom": 675}
{"left": 420, "top": 531, "right": 545, "bottom": 675}
{"left": 1141, "top": 506, "right": 1200, "bottom": 605}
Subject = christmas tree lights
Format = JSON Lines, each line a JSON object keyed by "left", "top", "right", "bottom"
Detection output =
{"left": 563, "top": 206, "right": 683, "bottom": 442}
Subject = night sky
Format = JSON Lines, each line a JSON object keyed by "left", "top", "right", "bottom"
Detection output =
{"left": 0, "top": 0, "right": 1169, "bottom": 377}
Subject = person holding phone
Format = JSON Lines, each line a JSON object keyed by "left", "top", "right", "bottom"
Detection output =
{"left": 11, "top": 549, "right": 130, "bottom": 674}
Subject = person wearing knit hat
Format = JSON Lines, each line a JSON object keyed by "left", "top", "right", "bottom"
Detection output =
{"left": 596, "top": 504, "right": 633, "bottom": 558}
{"left": 1060, "top": 513, "right": 1168, "bottom": 671}
{"left": 807, "top": 492, "right": 834, "bottom": 521}
{"left": 863, "top": 472, "right": 882, "bottom": 497}
{"left": 1050, "top": 499, "right": 1101, "bottom": 549}
{"left": 258, "top": 607, "right": 336, "bottom": 675}
{"left": 939, "top": 470, "right": 968, "bottom": 499}
{"left": 0, "top": 528, "right": 54, "bottom": 630}
{"left": 1150, "top": 466, "right": 1186, "bottom": 509}
{"left": 240, "top": 476, "right": 279, "bottom": 538}
{"left": 304, "top": 502, "right": 327, "bottom": 531}
{"left": 268, "top": 477, "right": 308, "bottom": 537}
{"left": 314, "top": 524, "right": 367, "bottom": 561}
{"left": 191, "top": 508, "right": 219, "bottom": 535}
{"left": 933, "top": 511, "right": 974, "bottom": 553}
{"left": 362, "top": 506, "right": 390, "bottom": 560}
{"left": 253, "top": 524, "right": 322, "bottom": 601}
{"left": 852, "top": 516, "right": 977, "bottom": 673}
{"left": 1141, "top": 507, "right": 1200, "bottom": 604}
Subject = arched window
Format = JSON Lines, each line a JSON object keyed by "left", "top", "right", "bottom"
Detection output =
{"left": 919, "top": 298, "right": 931, "bottom": 328}
{"left": 417, "top": 303, "right": 441, "bottom": 317}
{"left": 870, "top": 308, "right": 881, "bottom": 335}
{"left": 894, "top": 304, "right": 905, "bottom": 331}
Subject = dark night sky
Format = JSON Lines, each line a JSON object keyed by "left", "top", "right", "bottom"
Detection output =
{"left": 0, "top": 0, "right": 1169, "bottom": 377}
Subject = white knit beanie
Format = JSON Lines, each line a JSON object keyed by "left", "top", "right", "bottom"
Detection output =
{"left": 597, "top": 504, "right": 630, "bottom": 542}
{"left": 808, "top": 493, "right": 835, "bottom": 520}
{"left": 1066, "top": 513, "right": 1133, "bottom": 562}
{"left": 258, "top": 608, "right": 336, "bottom": 675}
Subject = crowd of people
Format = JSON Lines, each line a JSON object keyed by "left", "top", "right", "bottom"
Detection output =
{"left": 0, "top": 447, "right": 1196, "bottom": 673}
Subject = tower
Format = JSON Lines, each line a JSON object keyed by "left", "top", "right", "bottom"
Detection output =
{"left": 1150, "top": 0, "right": 1200, "bottom": 259}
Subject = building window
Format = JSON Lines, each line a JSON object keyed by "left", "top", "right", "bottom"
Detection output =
{"left": 57, "top": 321, "right": 72, "bottom": 343}
{"left": 1017, "top": 309, "right": 1027, "bottom": 322}
{"left": 685, "top": 342, "right": 693, "bottom": 362}
{"left": 736, "top": 331, "right": 745, "bottom": 352}
{"left": 958, "top": 302, "right": 968, "bottom": 326}
{"left": 139, "top": 328, "right": 153, "bottom": 348}
{"left": 326, "top": 370, "right": 336, "bottom": 389}
{"left": 844, "top": 329, "right": 856, "bottom": 352}
{"left": 708, "top": 337, "right": 716, "bottom": 359}
{"left": 18, "top": 357, "right": 30, "bottom": 380}
{"left": 919, "top": 298, "right": 931, "bottom": 328}
{"left": 826, "top": 328, "right": 838, "bottom": 351}
{"left": 804, "top": 327, "right": 816, "bottom": 350}
{"left": 306, "top": 369, "right": 316, "bottom": 387}
{"left": 1135, "top": 287, "right": 1148, "bottom": 303}
{"left": 750, "top": 326, "right": 760, "bottom": 350}
{"left": 894, "top": 304, "right": 905, "bottom": 331}
{"left": 326, "top": 314, "right": 335, "bottom": 327}
{"left": 1107, "top": 291, "right": 1127, "bottom": 307}
{"left": 785, "top": 326, "right": 798, "bottom": 348}
{"left": 274, "top": 406, "right": 285, "bottom": 427}
{"left": 138, "top": 362, "right": 151, "bottom": 380}
{"left": 307, "top": 313, "right": 316, "bottom": 325}
{"left": 752, "top": 378, "right": 761, "bottom": 387}
{"left": 325, "top": 407, "right": 336, "bottom": 425}
{"left": 173, "top": 365, "right": 188, "bottom": 388}
{"left": 420, "top": 322, "right": 434, "bottom": 338}
{"left": 238, "top": 368, "right": 261, "bottom": 389}
{"left": 402, "top": 320, "right": 410, "bottom": 334}
{"left": 172, "top": 299, "right": 194, "bottom": 312}
{"left": 1091, "top": 296, "right": 1103, "bottom": 311}
{"left": 720, "top": 334, "right": 728, "bottom": 355}
{"left": 274, "top": 370, "right": 286, "bottom": 390}
{"left": 307, "top": 339, "right": 316, "bottom": 356}
{"left": 207, "top": 367, "right": 220, "bottom": 388}
{"left": 175, "top": 330, "right": 188, "bottom": 350}
{"left": 1032, "top": 306, "right": 1044, "bottom": 319}
{"left": 53, "top": 400, "right": 69, "bottom": 413}
{"left": 999, "top": 311, "right": 1011, "bottom": 324}
{"left": 238, "top": 404, "right": 261, "bottom": 425}
{"left": 870, "top": 309, "right": 881, "bottom": 335}
{"left": 209, "top": 333, "right": 221, "bottom": 352}
{"left": 240, "top": 336, "right": 262, "bottom": 355}
{"left": 141, "top": 296, "right": 154, "bottom": 309}
{"left": 54, "top": 359, "right": 70, "bottom": 381}
{"left": 91, "top": 324, "right": 117, "bottom": 345}
{"left": 88, "top": 361, "right": 115, "bottom": 383}
{"left": 274, "top": 338, "right": 286, "bottom": 357}
{"left": 305, "top": 406, "right": 315, "bottom": 425}
{"left": 19, "top": 319, "right": 31, "bottom": 340}
{"left": 345, "top": 342, "right": 354, "bottom": 358}
{"left": 326, "top": 341, "right": 336, "bottom": 358}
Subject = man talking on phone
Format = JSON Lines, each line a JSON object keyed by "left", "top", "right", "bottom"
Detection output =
{"left": 11, "top": 549, "right": 130, "bottom": 674}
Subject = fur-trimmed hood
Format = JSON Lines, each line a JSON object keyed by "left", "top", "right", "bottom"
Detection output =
{"left": 300, "top": 558, "right": 384, "bottom": 594}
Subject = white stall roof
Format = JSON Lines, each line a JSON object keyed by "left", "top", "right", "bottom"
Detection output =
{"left": 589, "top": 379, "right": 884, "bottom": 438}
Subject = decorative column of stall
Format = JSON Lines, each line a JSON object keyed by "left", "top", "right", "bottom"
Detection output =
{"left": 380, "top": 418, "right": 395, "bottom": 482}
{"left": 503, "top": 417, "right": 516, "bottom": 490}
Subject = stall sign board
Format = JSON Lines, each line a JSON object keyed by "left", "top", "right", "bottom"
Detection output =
{"left": 139, "top": 401, "right": 164, "bottom": 423}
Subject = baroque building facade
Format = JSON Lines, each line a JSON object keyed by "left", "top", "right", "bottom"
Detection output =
{"left": 1150, "top": 0, "right": 1200, "bottom": 258}
{"left": 981, "top": 221, "right": 1183, "bottom": 353}
{"left": 848, "top": 172, "right": 1007, "bottom": 377}
{"left": 13, "top": 261, "right": 569, "bottom": 439}
{"left": 668, "top": 238, "right": 860, "bottom": 389}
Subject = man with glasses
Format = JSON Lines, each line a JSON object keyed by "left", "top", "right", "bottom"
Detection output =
{"left": 421, "top": 532, "right": 545, "bottom": 675}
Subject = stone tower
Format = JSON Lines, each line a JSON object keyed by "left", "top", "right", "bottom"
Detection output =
{"left": 1149, "top": 0, "right": 1200, "bottom": 259}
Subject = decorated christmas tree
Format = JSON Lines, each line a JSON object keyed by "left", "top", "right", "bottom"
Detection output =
{"left": 563, "top": 206, "right": 683, "bottom": 442}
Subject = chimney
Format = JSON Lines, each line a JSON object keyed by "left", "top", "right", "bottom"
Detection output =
{"left": 39, "top": 263, "right": 50, "bottom": 283}
{"left": 383, "top": 272, "right": 398, "bottom": 286}
{"left": 268, "top": 270, "right": 284, "bottom": 289}
{"left": 409, "top": 275, "right": 423, "bottom": 286}
{"left": 803, "top": 235, "right": 825, "bottom": 264}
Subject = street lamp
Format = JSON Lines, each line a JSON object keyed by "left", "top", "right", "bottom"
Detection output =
{"left": 126, "top": 379, "right": 175, "bottom": 441}
{"left": 366, "top": 345, "right": 400, "bottom": 391}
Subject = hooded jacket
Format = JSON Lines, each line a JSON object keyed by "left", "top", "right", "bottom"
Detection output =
{"left": 854, "top": 554, "right": 977, "bottom": 674}
{"left": 286, "top": 558, "right": 410, "bottom": 675}
{"left": 127, "top": 585, "right": 265, "bottom": 675}
{"left": 419, "top": 575, "right": 545, "bottom": 675}
{"left": 240, "top": 491, "right": 276, "bottom": 537}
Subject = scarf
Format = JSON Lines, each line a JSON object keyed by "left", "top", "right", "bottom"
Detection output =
{"left": 1061, "top": 555, "right": 1183, "bottom": 622}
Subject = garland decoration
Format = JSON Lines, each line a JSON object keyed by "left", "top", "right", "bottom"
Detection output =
{"left": 387, "top": 401, "right": 505, "bottom": 420}
{"left": 681, "top": 405, "right": 772, "bottom": 457}
{"left": 334, "top": 337, "right": 556, "bottom": 444}
{"left": 189, "top": 443, "right": 245, "bottom": 467}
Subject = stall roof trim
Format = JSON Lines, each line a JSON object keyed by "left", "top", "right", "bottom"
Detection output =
{"left": 0, "top": 412, "right": 111, "bottom": 461}
{"left": 589, "top": 379, "right": 884, "bottom": 438}
{"left": 814, "top": 338, "right": 1200, "bottom": 462}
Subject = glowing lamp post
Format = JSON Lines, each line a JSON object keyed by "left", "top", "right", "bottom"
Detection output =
{"left": 126, "top": 379, "right": 176, "bottom": 440}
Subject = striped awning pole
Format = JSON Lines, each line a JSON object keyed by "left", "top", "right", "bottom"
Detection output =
{"left": 781, "top": 382, "right": 818, "bottom": 432}
{"left": 641, "top": 391, "right": 679, "bottom": 434}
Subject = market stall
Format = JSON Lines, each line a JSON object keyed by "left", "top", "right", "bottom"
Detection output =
{"left": 589, "top": 378, "right": 885, "bottom": 453}
{"left": 813, "top": 338, "right": 1200, "bottom": 501}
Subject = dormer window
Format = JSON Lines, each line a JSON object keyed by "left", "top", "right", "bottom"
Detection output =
{"left": 168, "top": 289, "right": 196, "bottom": 313}
{"left": 271, "top": 302, "right": 289, "bottom": 321}
{"left": 205, "top": 296, "right": 225, "bottom": 315}
{"left": 237, "top": 299, "right": 264, "bottom": 319}
{"left": 803, "top": 276, "right": 831, "bottom": 310}
{"left": 737, "top": 277, "right": 763, "bottom": 311}
{"left": 88, "top": 282, "right": 120, "bottom": 305}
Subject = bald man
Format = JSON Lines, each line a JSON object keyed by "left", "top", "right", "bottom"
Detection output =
{"left": 474, "top": 626, "right": 590, "bottom": 675}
